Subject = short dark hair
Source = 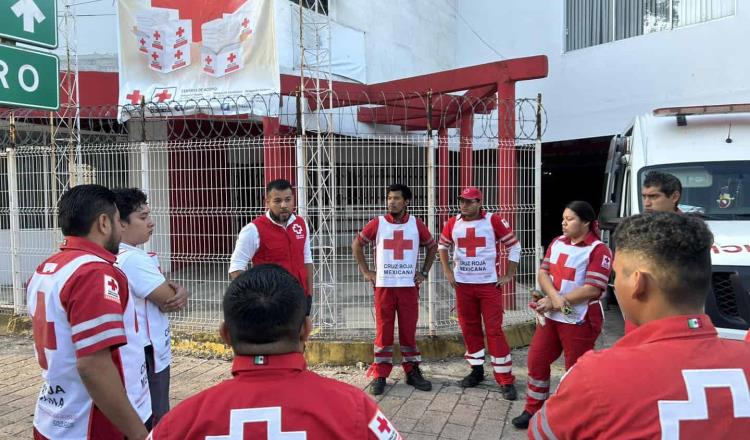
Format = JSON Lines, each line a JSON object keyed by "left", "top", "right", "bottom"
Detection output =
{"left": 223, "top": 264, "right": 306, "bottom": 350}
{"left": 643, "top": 171, "right": 682, "bottom": 200}
{"left": 386, "top": 183, "right": 412, "bottom": 201}
{"left": 266, "top": 179, "right": 293, "bottom": 194}
{"left": 112, "top": 188, "right": 148, "bottom": 224}
{"left": 565, "top": 200, "right": 596, "bottom": 224}
{"left": 58, "top": 184, "right": 118, "bottom": 237}
{"left": 613, "top": 212, "right": 713, "bottom": 309}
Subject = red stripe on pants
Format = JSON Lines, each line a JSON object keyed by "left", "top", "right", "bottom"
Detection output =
{"left": 372, "top": 286, "right": 420, "bottom": 378}
{"left": 455, "top": 282, "right": 514, "bottom": 385}
{"left": 524, "top": 302, "right": 603, "bottom": 414}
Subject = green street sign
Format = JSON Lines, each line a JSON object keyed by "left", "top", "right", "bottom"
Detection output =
{"left": 0, "top": 0, "right": 58, "bottom": 49}
{"left": 0, "top": 44, "right": 59, "bottom": 110}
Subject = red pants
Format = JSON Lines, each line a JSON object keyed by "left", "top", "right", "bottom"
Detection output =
{"left": 456, "top": 282, "right": 514, "bottom": 385}
{"left": 524, "top": 302, "right": 603, "bottom": 414}
{"left": 372, "top": 286, "right": 420, "bottom": 378}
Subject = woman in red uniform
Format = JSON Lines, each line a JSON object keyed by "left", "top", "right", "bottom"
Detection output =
{"left": 512, "top": 201, "right": 612, "bottom": 429}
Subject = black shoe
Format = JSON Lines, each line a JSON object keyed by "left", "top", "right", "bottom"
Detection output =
{"left": 406, "top": 366, "right": 432, "bottom": 391}
{"left": 512, "top": 410, "right": 533, "bottom": 429}
{"left": 500, "top": 383, "right": 517, "bottom": 401}
{"left": 460, "top": 365, "right": 484, "bottom": 388}
{"left": 369, "top": 377, "right": 386, "bottom": 396}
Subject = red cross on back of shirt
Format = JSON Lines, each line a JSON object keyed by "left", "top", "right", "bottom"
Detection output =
{"left": 377, "top": 416, "right": 391, "bottom": 433}
{"left": 457, "top": 227, "right": 486, "bottom": 257}
{"left": 550, "top": 253, "right": 577, "bottom": 290}
{"left": 383, "top": 230, "right": 413, "bottom": 260}
{"left": 32, "top": 292, "right": 57, "bottom": 370}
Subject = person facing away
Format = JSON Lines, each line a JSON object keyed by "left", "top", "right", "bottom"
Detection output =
{"left": 27, "top": 184, "right": 149, "bottom": 440}
{"left": 149, "top": 264, "right": 402, "bottom": 439}
{"left": 229, "top": 178, "right": 315, "bottom": 315}
{"left": 113, "top": 187, "right": 189, "bottom": 426}
{"left": 528, "top": 212, "right": 750, "bottom": 439}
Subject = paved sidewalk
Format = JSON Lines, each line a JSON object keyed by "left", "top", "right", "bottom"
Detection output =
{"left": 0, "top": 306, "right": 624, "bottom": 439}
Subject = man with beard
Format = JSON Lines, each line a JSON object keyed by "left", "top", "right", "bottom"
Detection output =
{"left": 229, "top": 179, "right": 314, "bottom": 314}
{"left": 352, "top": 183, "right": 438, "bottom": 395}
{"left": 26, "top": 184, "right": 149, "bottom": 440}
{"left": 438, "top": 187, "right": 521, "bottom": 400}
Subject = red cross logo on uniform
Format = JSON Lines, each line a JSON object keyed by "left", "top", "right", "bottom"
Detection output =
{"left": 176, "top": 27, "right": 185, "bottom": 37}
{"left": 205, "top": 55, "right": 213, "bottom": 65}
{"left": 32, "top": 292, "right": 57, "bottom": 370}
{"left": 155, "top": 89, "right": 172, "bottom": 102}
{"left": 383, "top": 230, "right": 413, "bottom": 260}
{"left": 550, "top": 253, "right": 577, "bottom": 290}
{"left": 377, "top": 416, "right": 391, "bottom": 433}
{"left": 107, "top": 277, "right": 118, "bottom": 292}
{"left": 175, "top": 50, "right": 183, "bottom": 59}
{"left": 153, "top": 30, "right": 161, "bottom": 40}
{"left": 126, "top": 90, "right": 142, "bottom": 105}
{"left": 227, "top": 52, "right": 237, "bottom": 63}
{"left": 457, "top": 228, "right": 486, "bottom": 257}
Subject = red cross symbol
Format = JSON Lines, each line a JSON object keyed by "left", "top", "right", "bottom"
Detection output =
{"left": 151, "top": 52, "right": 159, "bottom": 61}
{"left": 549, "top": 253, "right": 577, "bottom": 290}
{"left": 151, "top": 0, "right": 248, "bottom": 42}
{"left": 457, "top": 227, "right": 486, "bottom": 257}
{"left": 175, "top": 50, "right": 183, "bottom": 59}
{"left": 383, "top": 230, "right": 413, "bottom": 261}
{"left": 242, "top": 17, "right": 249, "bottom": 28}
{"left": 227, "top": 52, "right": 237, "bottom": 63}
{"left": 32, "top": 292, "right": 57, "bottom": 370}
{"left": 176, "top": 27, "right": 185, "bottom": 37}
{"left": 140, "top": 38, "right": 146, "bottom": 46}
{"left": 377, "top": 416, "right": 391, "bottom": 433}
{"left": 107, "top": 277, "right": 118, "bottom": 292}
{"left": 126, "top": 90, "right": 142, "bottom": 105}
{"left": 155, "top": 89, "right": 172, "bottom": 102}
{"left": 205, "top": 55, "right": 212, "bottom": 65}
{"left": 153, "top": 30, "right": 161, "bottom": 40}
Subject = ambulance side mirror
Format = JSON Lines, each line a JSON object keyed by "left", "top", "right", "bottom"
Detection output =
{"left": 598, "top": 203, "right": 623, "bottom": 231}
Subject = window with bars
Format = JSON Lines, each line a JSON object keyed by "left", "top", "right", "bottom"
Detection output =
{"left": 290, "top": 0, "right": 329, "bottom": 15}
{"left": 565, "top": 0, "right": 736, "bottom": 51}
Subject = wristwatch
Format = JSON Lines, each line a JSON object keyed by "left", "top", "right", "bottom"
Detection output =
{"left": 420, "top": 270, "right": 429, "bottom": 277}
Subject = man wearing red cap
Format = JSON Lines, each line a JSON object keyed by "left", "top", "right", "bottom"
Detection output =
{"left": 438, "top": 187, "right": 521, "bottom": 400}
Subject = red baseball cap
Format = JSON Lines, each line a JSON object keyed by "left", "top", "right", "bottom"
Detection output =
{"left": 459, "top": 187, "right": 483, "bottom": 201}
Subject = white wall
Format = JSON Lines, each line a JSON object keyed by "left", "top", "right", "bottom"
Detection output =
{"left": 456, "top": 1, "right": 750, "bottom": 142}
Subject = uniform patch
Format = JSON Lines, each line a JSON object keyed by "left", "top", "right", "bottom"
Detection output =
{"left": 601, "top": 255, "right": 611, "bottom": 270}
{"left": 369, "top": 410, "right": 401, "bottom": 440}
{"left": 501, "top": 218, "right": 511, "bottom": 229}
{"left": 688, "top": 318, "right": 701, "bottom": 329}
{"left": 103, "top": 275, "right": 121, "bottom": 304}
{"left": 292, "top": 223, "right": 304, "bottom": 238}
{"left": 42, "top": 263, "right": 58, "bottom": 273}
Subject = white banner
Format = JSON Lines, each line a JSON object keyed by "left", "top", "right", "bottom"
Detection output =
{"left": 117, "top": 0, "right": 279, "bottom": 121}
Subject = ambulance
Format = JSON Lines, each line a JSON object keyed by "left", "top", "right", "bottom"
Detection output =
{"left": 599, "top": 103, "right": 750, "bottom": 339}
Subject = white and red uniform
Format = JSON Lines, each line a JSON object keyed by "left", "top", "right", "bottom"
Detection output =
{"left": 357, "top": 213, "right": 436, "bottom": 377}
{"left": 148, "top": 353, "right": 402, "bottom": 439}
{"left": 529, "top": 315, "right": 750, "bottom": 439}
{"left": 229, "top": 212, "right": 313, "bottom": 296}
{"left": 524, "top": 231, "right": 612, "bottom": 415}
{"left": 439, "top": 211, "right": 521, "bottom": 385}
{"left": 27, "top": 237, "right": 150, "bottom": 440}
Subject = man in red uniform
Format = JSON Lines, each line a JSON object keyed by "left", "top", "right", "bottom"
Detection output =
{"left": 149, "top": 264, "right": 402, "bottom": 439}
{"left": 528, "top": 212, "right": 750, "bottom": 439}
{"left": 27, "top": 184, "right": 148, "bottom": 440}
{"left": 352, "top": 183, "right": 438, "bottom": 395}
{"left": 229, "top": 179, "right": 314, "bottom": 314}
{"left": 438, "top": 187, "right": 521, "bottom": 400}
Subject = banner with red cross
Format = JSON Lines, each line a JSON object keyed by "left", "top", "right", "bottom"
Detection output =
{"left": 116, "top": 0, "right": 279, "bottom": 122}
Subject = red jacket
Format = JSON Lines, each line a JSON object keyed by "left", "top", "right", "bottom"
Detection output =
{"left": 149, "top": 353, "right": 401, "bottom": 439}
{"left": 252, "top": 215, "right": 310, "bottom": 295}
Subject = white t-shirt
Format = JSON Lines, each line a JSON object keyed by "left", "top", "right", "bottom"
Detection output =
{"left": 117, "top": 242, "right": 172, "bottom": 373}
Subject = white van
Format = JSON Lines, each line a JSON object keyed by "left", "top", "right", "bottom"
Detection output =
{"left": 600, "top": 104, "right": 750, "bottom": 340}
